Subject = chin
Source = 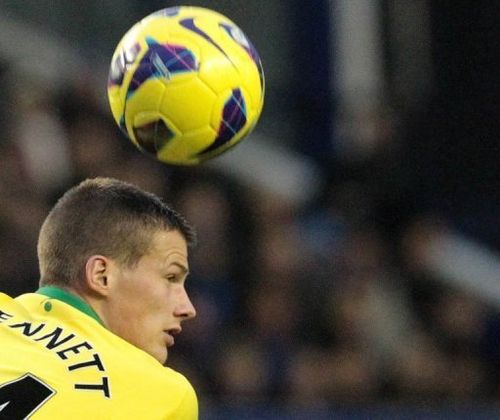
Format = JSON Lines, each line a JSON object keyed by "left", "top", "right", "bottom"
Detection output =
{"left": 155, "top": 348, "right": 168, "bottom": 365}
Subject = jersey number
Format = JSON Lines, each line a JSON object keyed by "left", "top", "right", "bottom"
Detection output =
{"left": 0, "top": 374, "right": 55, "bottom": 419}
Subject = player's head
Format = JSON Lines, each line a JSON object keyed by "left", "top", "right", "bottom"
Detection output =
{"left": 38, "top": 177, "right": 197, "bottom": 363}
{"left": 38, "top": 177, "right": 195, "bottom": 287}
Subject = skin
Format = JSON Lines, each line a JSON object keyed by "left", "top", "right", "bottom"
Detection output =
{"left": 75, "top": 229, "right": 196, "bottom": 364}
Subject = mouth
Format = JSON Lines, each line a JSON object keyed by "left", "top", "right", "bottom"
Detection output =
{"left": 164, "top": 328, "right": 181, "bottom": 347}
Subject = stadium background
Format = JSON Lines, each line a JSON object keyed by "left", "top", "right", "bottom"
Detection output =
{"left": 0, "top": 0, "right": 499, "bottom": 418}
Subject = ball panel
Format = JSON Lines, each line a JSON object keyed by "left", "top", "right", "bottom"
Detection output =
{"left": 157, "top": 126, "right": 217, "bottom": 165}
{"left": 133, "top": 118, "right": 177, "bottom": 156}
{"left": 122, "top": 78, "right": 165, "bottom": 141}
{"left": 159, "top": 77, "right": 217, "bottom": 131}
{"left": 107, "top": 84, "right": 124, "bottom": 128}
{"left": 126, "top": 39, "right": 198, "bottom": 98}
{"left": 198, "top": 59, "right": 241, "bottom": 95}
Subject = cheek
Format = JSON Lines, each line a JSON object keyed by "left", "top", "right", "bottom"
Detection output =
{"left": 135, "top": 289, "right": 168, "bottom": 319}
{"left": 116, "top": 294, "right": 165, "bottom": 343}
{"left": 113, "top": 280, "right": 164, "bottom": 320}
{"left": 113, "top": 269, "right": 174, "bottom": 318}
{"left": 137, "top": 283, "right": 173, "bottom": 318}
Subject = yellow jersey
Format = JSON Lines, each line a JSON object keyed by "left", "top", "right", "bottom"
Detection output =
{"left": 0, "top": 287, "right": 198, "bottom": 419}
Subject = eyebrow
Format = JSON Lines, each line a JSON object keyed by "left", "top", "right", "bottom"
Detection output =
{"left": 171, "top": 262, "right": 189, "bottom": 275}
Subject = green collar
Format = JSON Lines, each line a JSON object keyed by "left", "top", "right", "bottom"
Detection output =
{"left": 36, "top": 286, "right": 104, "bottom": 326}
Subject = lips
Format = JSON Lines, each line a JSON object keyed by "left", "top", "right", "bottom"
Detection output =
{"left": 164, "top": 331, "right": 175, "bottom": 347}
{"left": 164, "top": 328, "right": 181, "bottom": 347}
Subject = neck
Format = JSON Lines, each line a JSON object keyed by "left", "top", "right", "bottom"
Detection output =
{"left": 36, "top": 285, "right": 105, "bottom": 326}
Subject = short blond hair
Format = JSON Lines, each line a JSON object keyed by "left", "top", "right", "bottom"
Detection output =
{"left": 38, "top": 177, "right": 195, "bottom": 286}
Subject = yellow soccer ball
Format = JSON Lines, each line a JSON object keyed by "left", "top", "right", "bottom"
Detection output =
{"left": 107, "top": 6, "right": 265, "bottom": 165}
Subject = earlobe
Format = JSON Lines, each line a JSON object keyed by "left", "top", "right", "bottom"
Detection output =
{"left": 85, "top": 256, "right": 111, "bottom": 296}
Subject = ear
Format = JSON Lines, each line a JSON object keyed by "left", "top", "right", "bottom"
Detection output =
{"left": 84, "top": 255, "right": 112, "bottom": 297}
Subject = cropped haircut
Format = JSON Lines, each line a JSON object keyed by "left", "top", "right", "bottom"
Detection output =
{"left": 38, "top": 177, "right": 196, "bottom": 287}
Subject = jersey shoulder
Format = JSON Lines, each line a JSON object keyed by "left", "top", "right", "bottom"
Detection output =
{"left": 123, "top": 354, "right": 198, "bottom": 418}
{"left": 0, "top": 292, "right": 30, "bottom": 316}
{"left": 156, "top": 367, "right": 198, "bottom": 420}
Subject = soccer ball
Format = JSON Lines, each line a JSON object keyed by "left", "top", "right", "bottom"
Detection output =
{"left": 107, "top": 6, "right": 265, "bottom": 165}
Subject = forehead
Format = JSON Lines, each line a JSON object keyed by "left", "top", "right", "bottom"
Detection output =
{"left": 148, "top": 229, "right": 188, "bottom": 258}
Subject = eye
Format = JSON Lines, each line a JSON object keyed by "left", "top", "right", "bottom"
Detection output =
{"left": 165, "top": 274, "right": 177, "bottom": 283}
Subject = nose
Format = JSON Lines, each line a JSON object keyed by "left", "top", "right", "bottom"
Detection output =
{"left": 175, "top": 287, "right": 196, "bottom": 320}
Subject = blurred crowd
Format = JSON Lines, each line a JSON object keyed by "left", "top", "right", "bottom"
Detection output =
{"left": 0, "top": 64, "right": 500, "bottom": 410}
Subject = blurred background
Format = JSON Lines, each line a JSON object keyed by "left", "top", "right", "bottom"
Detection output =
{"left": 0, "top": 0, "right": 499, "bottom": 418}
